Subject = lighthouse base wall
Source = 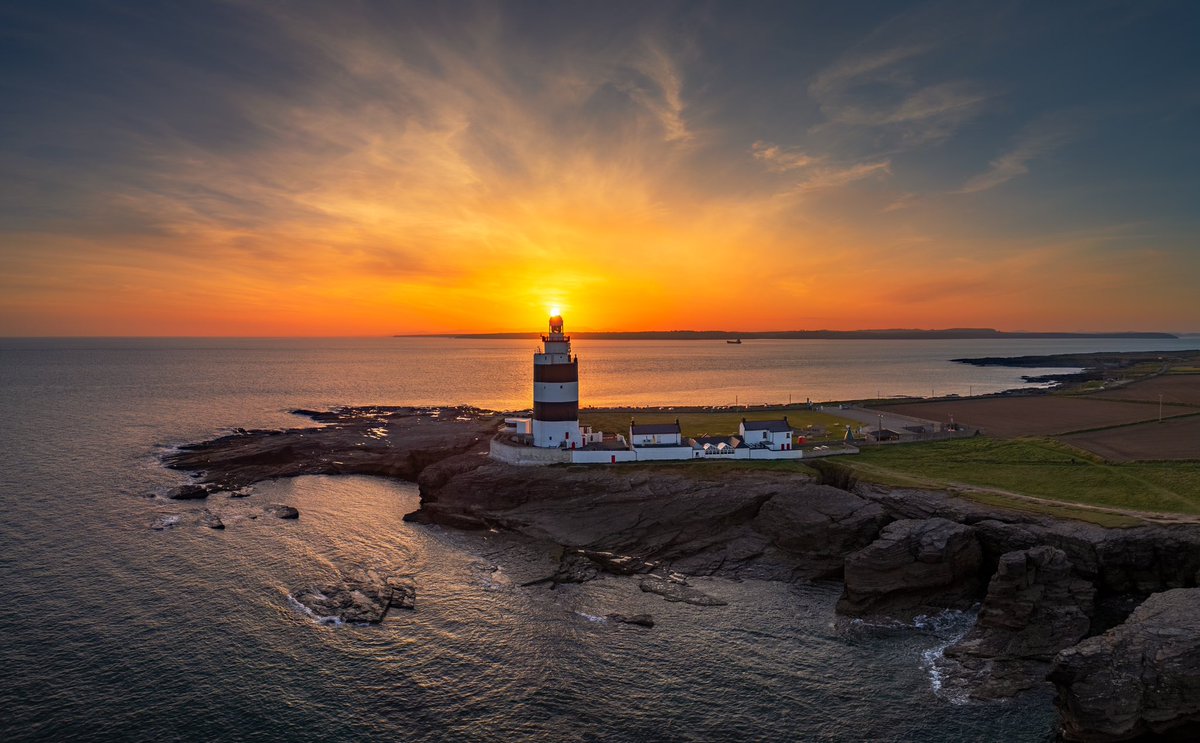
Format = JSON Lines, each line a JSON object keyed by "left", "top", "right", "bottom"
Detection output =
{"left": 531, "top": 419, "right": 580, "bottom": 448}
{"left": 489, "top": 438, "right": 570, "bottom": 465}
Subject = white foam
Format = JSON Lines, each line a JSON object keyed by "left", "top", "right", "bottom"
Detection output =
{"left": 914, "top": 608, "right": 978, "bottom": 705}
{"left": 574, "top": 611, "right": 606, "bottom": 623}
{"left": 287, "top": 594, "right": 345, "bottom": 628}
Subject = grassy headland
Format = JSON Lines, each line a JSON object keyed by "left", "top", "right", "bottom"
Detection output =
{"left": 580, "top": 406, "right": 856, "bottom": 442}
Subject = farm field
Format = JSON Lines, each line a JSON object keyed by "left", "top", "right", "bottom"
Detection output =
{"left": 1085, "top": 373, "right": 1200, "bottom": 407}
{"left": 875, "top": 396, "right": 1174, "bottom": 437}
{"left": 1059, "top": 414, "right": 1200, "bottom": 462}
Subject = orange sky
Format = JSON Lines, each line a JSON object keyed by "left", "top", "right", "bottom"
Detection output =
{"left": 2, "top": 3, "right": 1198, "bottom": 335}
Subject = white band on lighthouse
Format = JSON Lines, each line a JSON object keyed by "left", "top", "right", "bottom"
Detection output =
{"left": 533, "top": 381, "right": 579, "bottom": 403}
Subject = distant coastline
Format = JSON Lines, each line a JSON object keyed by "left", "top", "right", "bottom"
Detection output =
{"left": 398, "top": 329, "right": 1179, "bottom": 341}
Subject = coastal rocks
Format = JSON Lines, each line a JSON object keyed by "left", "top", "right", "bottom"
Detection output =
{"left": 386, "top": 576, "right": 417, "bottom": 610}
{"left": 639, "top": 576, "right": 727, "bottom": 606}
{"left": 607, "top": 613, "right": 655, "bottom": 628}
{"left": 263, "top": 504, "right": 299, "bottom": 519}
{"left": 291, "top": 572, "right": 416, "bottom": 625}
{"left": 943, "top": 546, "right": 1094, "bottom": 699}
{"left": 167, "top": 483, "right": 219, "bottom": 500}
{"left": 837, "top": 518, "right": 983, "bottom": 618}
{"left": 149, "top": 509, "right": 225, "bottom": 530}
{"left": 523, "top": 551, "right": 600, "bottom": 586}
{"left": 523, "top": 548, "right": 659, "bottom": 588}
{"left": 751, "top": 485, "right": 890, "bottom": 579}
{"left": 163, "top": 406, "right": 498, "bottom": 491}
{"left": 413, "top": 456, "right": 889, "bottom": 581}
{"left": 1049, "top": 588, "right": 1200, "bottom": 741}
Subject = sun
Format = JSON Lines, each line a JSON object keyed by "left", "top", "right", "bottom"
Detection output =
{"left": 549, "top": 306, "right": 561, "bottom": 317}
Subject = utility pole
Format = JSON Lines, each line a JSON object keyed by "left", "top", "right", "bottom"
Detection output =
{"left": 1159, "top": 394, "right": 1164, "bottom": 423}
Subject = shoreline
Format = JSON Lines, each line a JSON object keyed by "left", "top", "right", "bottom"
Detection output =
{"left": 157, "top": 399, "right": 1200, "bottom": 740}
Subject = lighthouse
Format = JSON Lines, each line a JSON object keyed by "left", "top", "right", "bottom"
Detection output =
{"left": 532, "top": 314, "right": 581, "bottom": 448}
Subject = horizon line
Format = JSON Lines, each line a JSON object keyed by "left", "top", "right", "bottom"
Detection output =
{"left": 2, "top": 328, "right": 1198, "bottom": 340}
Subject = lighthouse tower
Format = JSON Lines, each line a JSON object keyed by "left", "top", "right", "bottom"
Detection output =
{"left": 532, "top": 314, "right": 581, "bottom": 448}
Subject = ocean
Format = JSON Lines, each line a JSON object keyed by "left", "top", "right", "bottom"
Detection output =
{"left": 3, "top": 336, "right": 1197, "bottom": 741}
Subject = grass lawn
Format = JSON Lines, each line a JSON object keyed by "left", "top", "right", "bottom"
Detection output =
{"left": 579, "top": 407, "right": 857, "bottom": 443}
{"left": 850, "top": 437, "right": 1200, "bottom": 517}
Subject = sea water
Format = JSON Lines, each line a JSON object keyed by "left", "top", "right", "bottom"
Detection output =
{"left": 3, "top": 336, "right": 1196, "bottom": 741}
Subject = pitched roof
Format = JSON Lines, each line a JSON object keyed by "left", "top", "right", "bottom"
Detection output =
{"left": 630, "top": 421, "right": 681, "bottom": 435}
{"left": 741, "top": 418, "right": 791, "bottom": 433}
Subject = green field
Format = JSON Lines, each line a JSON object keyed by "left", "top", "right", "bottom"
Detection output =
{"left": 579, "top": 407, "right": 856, "bottom": 442}
{"left": 849, "top": 437, "right": 1200, "bottom": 518}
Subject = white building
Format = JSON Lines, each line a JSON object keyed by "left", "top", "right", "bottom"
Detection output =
{"left": 629, "top": 419, "right": 682, "bottom": 446}
{"left": 739, "top": 418, "right": 795, "bottom": 451}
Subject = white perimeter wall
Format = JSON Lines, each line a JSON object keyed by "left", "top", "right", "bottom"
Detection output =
{"left": 747, "top": 447, "right": 804, "bottom": 460}
{"left": 490, "top": 438, "right": 570, "bottom": 465}
{"left": 632, "top": 446, "right": 695, "bottom": 461}
{"left": 571, "top": 449, "right": 638, "bottom": 464}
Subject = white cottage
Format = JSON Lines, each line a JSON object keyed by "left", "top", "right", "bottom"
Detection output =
{"left": 629, "top": 419, "right": 682, "bottom": 446}
{"left": 739, "top": 418, "right": 794, "bottom": 451}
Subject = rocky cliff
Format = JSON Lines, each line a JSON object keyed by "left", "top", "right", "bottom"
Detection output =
{"left": 943, "top": 546, "right": 1095, "bottom": 699}
{"left": 409, "top": 452, "right": 889, "bottom": 581}
{"left": 1049, "top": 588, "right": 1200, "bottom": 741}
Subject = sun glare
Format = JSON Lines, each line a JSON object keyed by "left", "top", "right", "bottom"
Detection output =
{"left": 549, "top": 306, "right": 561, "bottom": 317}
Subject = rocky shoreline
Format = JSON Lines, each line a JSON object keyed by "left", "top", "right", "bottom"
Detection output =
{"left": 160, "top": 406, "right": 1200, "bottom": 741}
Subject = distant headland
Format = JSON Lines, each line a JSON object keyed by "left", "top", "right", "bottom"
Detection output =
{"left": 399, "top": 328, "right": 1178, "bottom": 341}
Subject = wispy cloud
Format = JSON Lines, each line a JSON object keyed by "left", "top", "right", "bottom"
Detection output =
{"left": 752, "top": 140, "right": 889, "bottom": 193}
{"left": 751, "top": 141, "right": 818, "bottom": 172}
{"left": 808, "top": 44, "right": 987, "bottom": 145}
{"left": 790, "top": 160, "right": 891, "bottom": 193}
{"left": 958, "top": 121, "right": 1072, "bottom": 194}
{"left": 633, "top": 42, "right": 694, "bottom": 143}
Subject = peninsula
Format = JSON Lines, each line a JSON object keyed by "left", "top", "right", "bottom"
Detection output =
{"left": 156, "top": 343, "right": 1200, "bottom": 741}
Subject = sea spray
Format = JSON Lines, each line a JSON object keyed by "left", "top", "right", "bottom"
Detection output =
{"left": 914, "top": 608, "right": 979, "bottom": 704}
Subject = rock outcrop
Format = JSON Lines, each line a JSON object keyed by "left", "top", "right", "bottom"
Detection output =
{"left": 944, "top": 546, "right": 1094, "bottom": 699}
{"left": 523, "top": 548, "right": 659, "bottom": 588}
{"left": 837, "top": 518, "right": 982, "bottom": 618}
{"left": 291, "top": 571, "right": 416, "bottom": 625}
{"left": 639, "top": 576, "right": 727, "bottom": 606}
{"left": 1049, "top": 588, "right": 1200, "bottom": 741}
{"left": 263, "top": 504, "right": 299, "bottom": 519}
{"left": 607, "top": 613, "right": 655, "bottom": 628}
{"left": 167, "top": 483, "right": 219, "bottom": 500}
{"left": 162, "top": 406, "right": 498, "bottom": 491}
{"left": 149, "top": 509, "right": 225, "bottom": 530}
{"left": 411, "top": 454, "right": 889, "bottom": 581}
